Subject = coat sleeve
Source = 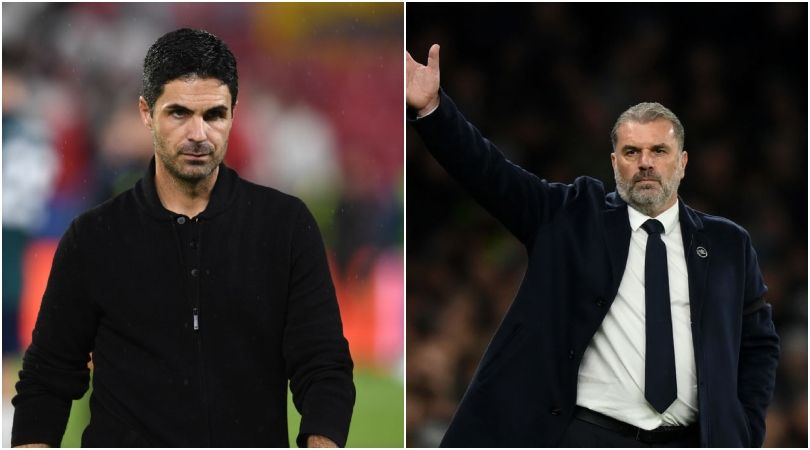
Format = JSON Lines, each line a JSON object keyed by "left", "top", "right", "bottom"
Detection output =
{"left": 737, "top": 231, "right": 780, "bottom": 448}
{"left": 409, "top": 90, "right": 579, "bottom": 248}
{"left": 11, "top": 221, "right": 98, "bottom": 447}
{"left": 283, "top": 201, "right": 355, "bottom": 448}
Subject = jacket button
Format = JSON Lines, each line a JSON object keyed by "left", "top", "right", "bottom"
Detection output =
{"left": 189, "top": 240, "right": 197, "bottom": 248}
{"left": 191, "top": 268, "right": 200, "bottom": 277}
{"left": 550, "top": 408, "right": 561, "bottom": 416}
{"left": 568, "top": 349, "right": 575, "bottom": 359}
{"left": 595, "top": 298, "right": 605, "bottom": 307}
{"left": 176, "top": 216, "right": 186, "bottom": 225}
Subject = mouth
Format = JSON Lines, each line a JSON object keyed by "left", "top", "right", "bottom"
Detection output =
{"left": 633, "top": 179, "right": 661, "bottom": 190}
{"left": 179, "top": 153, "right": 213, "bottom": 166}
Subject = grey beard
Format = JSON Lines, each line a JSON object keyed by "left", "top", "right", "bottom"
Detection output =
{"left": 614, "top": 166, "right": 683, "bottom": 217}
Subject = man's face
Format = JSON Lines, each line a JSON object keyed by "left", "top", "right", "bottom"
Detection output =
{"left": 611, "top": 119, "right": 688, "bottom": 217}
{"left": 139, "top": 76, "right": 233, "bottom": 183}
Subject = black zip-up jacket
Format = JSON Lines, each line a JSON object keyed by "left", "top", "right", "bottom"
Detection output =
{"left": 12, "top": 159, "right": 355, "bottom": 447}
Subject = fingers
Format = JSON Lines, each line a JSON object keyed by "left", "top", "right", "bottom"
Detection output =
{"left": 406, "top": 44, "right": 440, "bottom": 69}
{"left": 405, "top": 51, "right": 418, "bottom": 72}
{"left": 427, "top": 44, "right": 440, "bottom": 70}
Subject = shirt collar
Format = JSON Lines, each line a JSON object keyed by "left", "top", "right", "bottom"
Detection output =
{"left": 628, "top": 200, "right": 680, "bottom": 235}
{"left": 134, "top": 156, "right": 239, "bottom": 221}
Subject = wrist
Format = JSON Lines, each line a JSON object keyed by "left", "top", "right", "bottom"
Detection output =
{"left": 306, "top": 434, "right": 338, "bottom": 448}
{"left": 417, "top": 96, "right": 440, "bottom": 118}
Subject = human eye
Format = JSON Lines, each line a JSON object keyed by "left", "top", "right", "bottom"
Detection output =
{"left": 204, "top": 108, "right": 228, "bottom": 121}
{"left": 170, "top": 109, "right": 189, "bottom": 119}
{"left": 204, "top": 110, "right": 225, "bottom": 121}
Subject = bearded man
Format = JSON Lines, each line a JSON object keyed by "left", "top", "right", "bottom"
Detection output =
{"left": 406, "top": 44, "right": 779, "bottom": 448}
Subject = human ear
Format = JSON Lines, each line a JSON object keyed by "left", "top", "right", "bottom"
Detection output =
{"left": 138, "top": 96, "right": 153, "bottom": 130}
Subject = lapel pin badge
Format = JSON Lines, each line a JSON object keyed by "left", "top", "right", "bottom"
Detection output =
{"left": 696, "top": 246, "right": 708, "bottom": 258}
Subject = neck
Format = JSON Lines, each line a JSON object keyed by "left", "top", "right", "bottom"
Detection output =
{"left": 154, "top": 161, "right": 219, "bottom": 218}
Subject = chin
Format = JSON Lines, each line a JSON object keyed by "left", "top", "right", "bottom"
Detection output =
{"left": 631, "top": 191, "right": 665, "bottom": 207}
{"left": 186, "top": 168, "right": 216, "bottom": 181}
{"left": 172, "top": 163, "right": 217, "bottom": 182}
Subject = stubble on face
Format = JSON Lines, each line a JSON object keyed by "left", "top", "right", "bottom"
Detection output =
{"left": 614, "top": 153, "right": 685, "bottom": 217}
{"left": 153, "top": 128, "right": 226, "bottom": 185}
{"left": 146, "top": 77, "right": 232, "bottom": 190}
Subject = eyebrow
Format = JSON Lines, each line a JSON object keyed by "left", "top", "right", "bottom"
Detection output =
{"left": 164, "top": 103, "right": 230, "bottom": 116}
{"left": 204, "top": 105, "right": 229, "bottom": 117}
{"left": 621, "top": 143, "right": 671, "bottom": 152}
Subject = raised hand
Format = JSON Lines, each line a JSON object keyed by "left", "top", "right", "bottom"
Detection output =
{"left": 405, "top": 44, "right": 441, "bottom": 116}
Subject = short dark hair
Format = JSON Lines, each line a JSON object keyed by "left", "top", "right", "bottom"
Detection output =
{"left": 142, "top": 28, "right": 238, "bottom": 113}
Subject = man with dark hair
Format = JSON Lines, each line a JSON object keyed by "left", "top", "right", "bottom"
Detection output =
{"left": 12, "top": 28, "right": 354, "bottom": 448}
{"left": 406, "top": 45, "right": 779, "bottom": 447}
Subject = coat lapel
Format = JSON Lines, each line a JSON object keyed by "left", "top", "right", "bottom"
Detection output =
{"left": 603, "top": 193, "right": 631, "bottom": 298}
{"left": 679, "top": 200, "right": 710, "bottom": 324}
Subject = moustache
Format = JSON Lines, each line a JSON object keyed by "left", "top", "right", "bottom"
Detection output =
{"left": 633, "top": 170, "right": 661, "bottom": 184}
{"left": 178, "top": 142, "right": 215, "bottom": 155}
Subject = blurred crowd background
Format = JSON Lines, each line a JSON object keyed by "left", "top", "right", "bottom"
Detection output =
{"left": 2, "top": 3, "right": 403, "bottom": 447}
{"left": 407, "top": 3, "right": 806, "bottom": 447}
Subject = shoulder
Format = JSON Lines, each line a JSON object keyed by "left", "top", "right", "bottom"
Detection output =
{"left": 70, "top": 188, "right": 137, "bottom": 235}
{"left": 235, "top": 179, "right": 325, "bottom": 247}
{"left": 233, "top": 177, "right": 322, "bottom": 236}
{"left": 538, "top": 176, "right": 619, "bottom": 217}
{"left": 236, "top": 177, "right": 307, "bottom": 216}
{"left": 572, "top": 176, "right": 608, "bottom": 195}
{"left": 686, "top": 204, "right": 754, "bottom": 243}
{"left": 564, "top": 175, "right": 613, "bottom": 208}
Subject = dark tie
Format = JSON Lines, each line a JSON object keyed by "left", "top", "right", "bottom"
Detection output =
{"left": 641, "top": 219, "right": 677, "bottom": 413}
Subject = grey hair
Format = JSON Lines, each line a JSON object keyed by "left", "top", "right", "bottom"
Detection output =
{"left": 610, "top": 102, "right": 685, "bottom": 151}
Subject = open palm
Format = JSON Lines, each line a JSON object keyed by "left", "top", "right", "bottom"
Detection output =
{"left": 405, "top": 44, "right": 440, "bottom": 114}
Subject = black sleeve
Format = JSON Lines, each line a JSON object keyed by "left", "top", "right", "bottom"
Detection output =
{"left": 410, "top": 90, "right": 575, "bottom": 248}
{"left": 11, "top": 221, "right": 99, "bottom": 447}
{"left": 283, "top": 201, "right": 355, "bottom": 448}
{"left": 737, "top": 232, "right": 780, "bottom": 448}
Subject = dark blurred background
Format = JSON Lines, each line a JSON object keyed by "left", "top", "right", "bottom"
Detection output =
{"left": 406, "top": 3, "right": 807, "bottom": 447}
{"left": 2, "top": 3, "right": 403, "bottom": 446}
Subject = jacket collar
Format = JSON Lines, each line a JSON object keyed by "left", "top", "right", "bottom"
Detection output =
{"left": 601, "top": 191, "right": 708, "bottom": 308}
{"left": 604, "top": 191, "right": 704, "bottom": 233}
{"left": 678, "top": 197, "right": 704, "bottom": 232}
{"left": 134, "top": 156, "right": 239, "bottom": 220}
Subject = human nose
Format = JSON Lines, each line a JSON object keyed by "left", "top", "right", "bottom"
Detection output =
{"left": 186, "top": 116, "right": 207, "bottom": 142}
{"left": 638, "top": 149, "right": 654, "bottom": 169}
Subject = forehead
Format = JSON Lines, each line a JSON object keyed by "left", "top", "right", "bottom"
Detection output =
{"left": 156, "top": 76, "right": 231, "bottom": 111}
{"left": 615, "top": 119, "right": 677, "bottom": 147}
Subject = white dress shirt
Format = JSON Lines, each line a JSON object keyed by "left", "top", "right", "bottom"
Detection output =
{"left": 576, "top": 200, "right": 698, "bottom": 429}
